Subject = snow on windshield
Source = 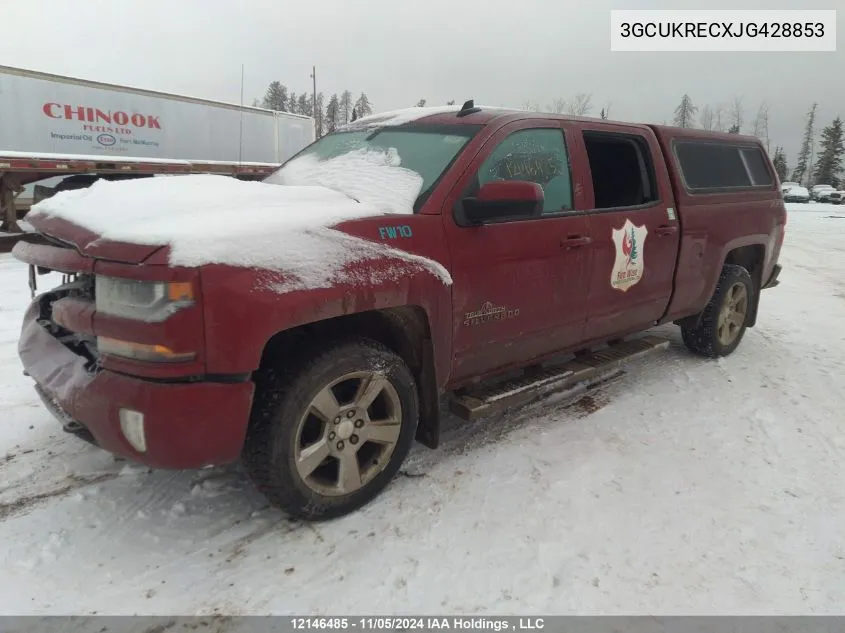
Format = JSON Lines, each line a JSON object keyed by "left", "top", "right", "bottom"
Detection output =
{"left": 267, "top": 125, "right": 477, "bottom": 213}
{"left": 267, "top": 147, "right": 423, "bottom": 215}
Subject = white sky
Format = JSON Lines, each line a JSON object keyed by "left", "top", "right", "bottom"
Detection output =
{"left": 2, "top": 0, "right": 843, "bottom": 164}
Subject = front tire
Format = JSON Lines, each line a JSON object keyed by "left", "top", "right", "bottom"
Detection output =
{"left": 243, "top": 338, "right": 419, "bottom": 521}
{"left": 681, "top": 264, "right": 754, "bottom": 358}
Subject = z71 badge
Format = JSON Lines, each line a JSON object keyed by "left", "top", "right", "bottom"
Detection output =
{"left": 611, "top": 219, "right": 647, "bottom": 292}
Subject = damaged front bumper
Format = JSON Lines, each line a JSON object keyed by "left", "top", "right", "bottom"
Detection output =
{"left": 18, "top": 298, "right": 254, "bottom": 470}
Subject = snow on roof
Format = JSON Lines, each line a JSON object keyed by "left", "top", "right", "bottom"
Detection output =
{"left": 27, "top": 174, "right": 451, "bottom": 288}
{"left": 343, "top": 104, "right": 515, "bottom": 130}
{"left": 784, "top": 185, "right": 809, "bottom": 195}
{"left": 348, "top": 106, "right": 462, "bottom": 129}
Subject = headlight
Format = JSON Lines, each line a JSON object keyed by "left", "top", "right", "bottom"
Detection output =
{"left": 95, "top": 276, "right": 194, "bottom": 322}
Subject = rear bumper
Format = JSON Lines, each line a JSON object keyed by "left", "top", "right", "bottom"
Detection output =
{"left": 762, "top": 264, "right": 782, "bottom": 289}
{"left": 19, "top": 301, "right": 254, "bottom": 469}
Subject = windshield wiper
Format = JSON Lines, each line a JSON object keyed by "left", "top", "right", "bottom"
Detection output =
{"left": 325, "top": 186, "right": 359, "bottom": 203}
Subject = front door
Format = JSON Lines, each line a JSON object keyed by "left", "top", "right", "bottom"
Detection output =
{"left": 442, "top": 120, "right": 593, "bottom": 383}
{"left": 573, "top": 124, "right": 682, "bottom": 341}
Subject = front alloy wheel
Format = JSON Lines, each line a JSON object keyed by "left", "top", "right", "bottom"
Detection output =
{"left": 294, "top": 371, "right": 403, "bottom": 497}
{"left": 244, "top": 339, "right": 419, "bottom": 521}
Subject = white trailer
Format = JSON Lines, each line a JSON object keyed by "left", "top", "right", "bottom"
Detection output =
{"left": 0, "top": 65, "right": 316, "bottom": 233}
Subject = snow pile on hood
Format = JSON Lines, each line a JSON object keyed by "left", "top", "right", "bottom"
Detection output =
{"left": 27, "top": 174, "right": 451, "bottom": 288}
{"left": 266, "top": 147, "right": 423, "bottom": 214}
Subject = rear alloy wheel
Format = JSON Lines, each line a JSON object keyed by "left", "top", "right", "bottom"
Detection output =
{"left": 716, "top": 282, "right": 748, "bottom": 348}
{"left": 681, "top": 264, "right": 754, "bottom": 357}
{"left": 244, "top": 339, "right": 418, "bottom": 521}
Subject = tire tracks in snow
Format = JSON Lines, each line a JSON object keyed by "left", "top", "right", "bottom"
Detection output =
{"left": 0, "top": 471, "right": 120, "bottom": 521}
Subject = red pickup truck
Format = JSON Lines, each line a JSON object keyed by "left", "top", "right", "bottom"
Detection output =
{"left": 13, "top": 101, "right": 785, "bottom": 520}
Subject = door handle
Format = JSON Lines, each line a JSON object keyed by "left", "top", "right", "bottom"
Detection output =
{"left": 560, "top": 235, "right": 592, "bottom": 249}
{"left": 655, "top": 225, "right": 678, "bottom": 237}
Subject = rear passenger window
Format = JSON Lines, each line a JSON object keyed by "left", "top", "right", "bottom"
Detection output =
{"left": 476, "top": 128, "right": 573, "bottom": 214}
{"left": 675, "top": 141, "right": 773, "bottom": 191}
{"left": 583, "top": 132, "right": 659, "bottom": 209}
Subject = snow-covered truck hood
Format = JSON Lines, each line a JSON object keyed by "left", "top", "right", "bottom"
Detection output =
{"left": 25, "top": 172, "right": 452, "bottom": 288}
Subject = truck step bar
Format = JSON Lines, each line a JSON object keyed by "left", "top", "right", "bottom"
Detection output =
{"left": 448, "top": 335, "right": 671, "bottom": 421}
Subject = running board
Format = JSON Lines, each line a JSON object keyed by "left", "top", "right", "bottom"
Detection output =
{"left": 448, "top": 336, "right": 670, "bottom": 421}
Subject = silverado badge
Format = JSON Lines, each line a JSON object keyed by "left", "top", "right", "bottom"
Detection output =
{"left": 610, "top": 219, "right": 648, "bottom": 292}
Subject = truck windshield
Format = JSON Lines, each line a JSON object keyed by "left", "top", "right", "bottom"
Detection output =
{"left": 265, "top": 125, "right": 480, "bottom": 212}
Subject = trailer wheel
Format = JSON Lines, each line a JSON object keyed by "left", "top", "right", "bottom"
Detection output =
{"left": 243, "top": 338, "right": 419, "bottom": 521}
{"left": 681, "top": 264, "right": 754, "bottom": 358}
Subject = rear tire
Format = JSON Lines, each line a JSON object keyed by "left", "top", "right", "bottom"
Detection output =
{"left": 243, "top": 338, "right": 419, "bottom": 521}
{"left": 681, "top": 264, "right": 754, "bottom": 358}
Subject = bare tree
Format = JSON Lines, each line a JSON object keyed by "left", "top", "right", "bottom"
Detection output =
{"left": 566, "top": 93, "right": 593, "bottom": 116}
{"left": 548, "top": 98, "right": 567, "bottom": 114}
{"left": 521, "top": 100, "right": 540, "bottom": 111}
{"left": 700, "top": 104, "right": 714, "bottom": 131}
{"left": 730, "top": 95, "right": 744, "bottom": 133}
{"left": 713, "top": 104, "right": 726, "bottom": 132}
{"left": 752, "top": 102, "right": 770, "bottom": 153}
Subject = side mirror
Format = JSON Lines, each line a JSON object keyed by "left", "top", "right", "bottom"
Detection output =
{"left": 461, "top": 180, "right": 544, "bottom": 226}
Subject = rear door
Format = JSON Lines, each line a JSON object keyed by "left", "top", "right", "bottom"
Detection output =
{"left": 572, "top": 123, "right": 681, "bottom": 341}
{"left": 442, "top": 119, "right": 593, "bottom": 383}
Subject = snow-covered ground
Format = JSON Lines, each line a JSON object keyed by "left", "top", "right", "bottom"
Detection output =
{"left": 1, "top": 203, "right": 844, "bottom": 615}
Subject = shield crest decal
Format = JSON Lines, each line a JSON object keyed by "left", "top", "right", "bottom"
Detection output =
{"left": 610, "top": 219, "right": 647, "bottom": 292}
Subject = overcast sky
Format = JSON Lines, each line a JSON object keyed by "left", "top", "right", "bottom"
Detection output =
{"left": 3, "top": 0, "right": 842, "bottom": 164}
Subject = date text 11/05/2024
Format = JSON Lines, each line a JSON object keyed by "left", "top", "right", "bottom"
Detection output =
{"left": 291, "top": 618, "right": 546, "bottom": 631}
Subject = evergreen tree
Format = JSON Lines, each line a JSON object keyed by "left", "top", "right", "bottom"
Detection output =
{"left": 772, "top": 147, "right": 789, "bottom": 182}
{"left": 791, "top": 103, "right": 818, "bottom": 185}
{"left": 729, "top": 96, "right": 744, "bottom": 133}
{"left": 325, "top": 94, "right": 341, "bottom": 134}
{"left": 261, "top": 81, "right": 288, "bottom": 111}
{"left": 600, "top": 108, "right": 608, "bottom": 120}
{"left": 351, "top": 108, "right": 358, "bottom": 122}
{"left": 288, "top": 92, "right": 298, "bottom": 114}
{"left": 812, "top": 117, "right": 844, "bottom": 188}
{"left": 298, "top": 93, "right": 309, "bottom": 117}
{"left": 673, "top": 94, "right": 698, "bottom": 128}
{"left": 416, "top": 99, "right": 426, "bottom": 107}
{"left": 355, "top": 93, "right": 373, "bottom": 117}
{"left": 446, "top": 100, "right": 456, "bottom": 105}
{"left": 340, "top": 90, "right": 353, "bottom": 124}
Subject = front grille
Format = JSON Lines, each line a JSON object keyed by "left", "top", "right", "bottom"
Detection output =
{"left": 38, "top": 274, "right": 100, "bottom": 371}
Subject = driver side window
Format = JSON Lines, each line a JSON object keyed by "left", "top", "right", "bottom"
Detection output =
{"left": 476, "top": 128, "right": 573, "bottom": 214}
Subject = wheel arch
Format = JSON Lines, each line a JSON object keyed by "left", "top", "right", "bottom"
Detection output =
{"left": 675, "top": 241, "right": 767, "bottom": 330}
{"left": 256, "top": 306, "right": 442, "bottom": 449}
